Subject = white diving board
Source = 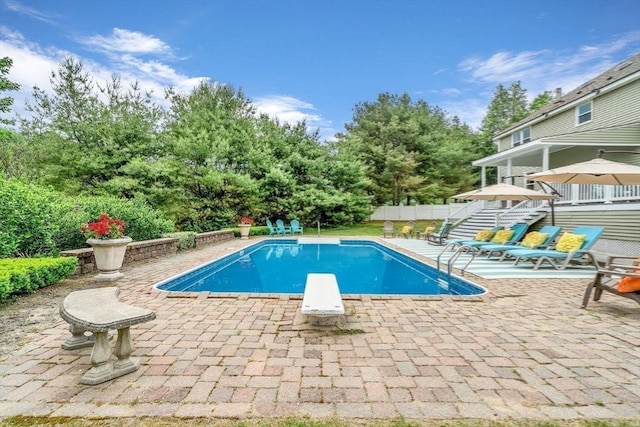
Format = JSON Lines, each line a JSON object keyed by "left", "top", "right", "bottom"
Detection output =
{"left": 301, "top": 273, "right": 345, "bottom": 318}
{"left": 298, "top": 237, "right": 341, "bottom": 245}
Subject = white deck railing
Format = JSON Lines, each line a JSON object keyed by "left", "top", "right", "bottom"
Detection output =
{"left": 496, "top": 199, "right": 548, "bottom": 227}
{"left": 553, "top": 183, "right": 640, "bottom": 205}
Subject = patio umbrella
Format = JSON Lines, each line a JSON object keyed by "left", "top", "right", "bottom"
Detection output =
{"left": 527, "top": 157, "right": 640, "bottom": 185}
{"left": 453, "top": 182, "right": 556, "bottom": 225}
{"left": 453, "top": 183, "right": 555, "bottom": 201}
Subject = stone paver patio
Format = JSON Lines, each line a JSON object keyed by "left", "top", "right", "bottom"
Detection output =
{"left": 0, "top": 237, "right": 638, "bottom": 421}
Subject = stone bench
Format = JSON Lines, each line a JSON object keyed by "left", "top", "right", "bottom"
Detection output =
{"left": 301, "top": 273, "right": 345, "bottom": 326}
{"left": 59, "top": 287, "right": 156, "bottom": 385}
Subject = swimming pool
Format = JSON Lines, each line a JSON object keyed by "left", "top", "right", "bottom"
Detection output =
{"left": 154, "top": 238, "right": 486, "bottom": 296}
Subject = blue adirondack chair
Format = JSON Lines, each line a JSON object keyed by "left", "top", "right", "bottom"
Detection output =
{"left": 290, "top": 219, "right": 304, "bottom": 234}
{"left": 275, "top": 219, "right": 291, "bottom": 235}
{"left": 266, "top": 219, "right": 278, "bottom": 236}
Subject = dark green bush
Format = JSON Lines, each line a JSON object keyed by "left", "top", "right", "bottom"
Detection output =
{"left": 69, "top": 195, "right": 175, "bottom": 250}
{"left": 0, "top": 178, "right": 60, "bottom": 257}
{"left": 0, "top": 257, "right": 77, "bottom": 300}
{"left": 0, "top": 177, "right": 175, "bottom": 255}
{"left": 162, "top": 231, "right": 197, "bottom": 251}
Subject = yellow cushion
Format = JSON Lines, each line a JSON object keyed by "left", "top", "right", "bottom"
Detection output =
{"left": 491, "top": 229, "right": 514, "bottom": 244}
{"left": 424, "top": 226, "right": 435, "bottom": 234}
{"left": 555, "top": 232, "right": 587, "bottom": 253}
{"left": 520, "top": 232, "right": 548, "bottom": 249}
{"left": 474, "top": 229, "right": 495, "bottom": 241}
{"left": 401, "top": 226, "right": 411, "bottom": 234}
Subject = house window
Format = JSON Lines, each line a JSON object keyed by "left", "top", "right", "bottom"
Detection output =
{"left": 576, "top": 102, "right": 592, "bottom": 125}
{"left": 511, "top": 127, "right": 531, "bottom": 147}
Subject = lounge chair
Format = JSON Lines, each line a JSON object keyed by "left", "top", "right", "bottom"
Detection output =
{"left": 505, "top": 226, "right": 604, "bottom": 270}
{"left": 426, "top": 221, "right": 452, "bottom": 245}
{"left": 275, "top": 219, "right": 292, "bottom": 235}
{"left": 290, "top": 219, "right": 304, "bottom": 235}
{"left": 480, "top": 226, "right": 562, "bottom": 259}
{"left": 382, "top": 221, "right": 395, "bottom": 238}
{"left": 582, "top": 254, "right": 640, "bottom": 308}
{"left": 399, "top": 221, "right": 415, "bottom": 238}
{"left": 456, "top": 223, "right": 529, "bottom": 254}
{"left": 266, "top": 219, "right": 278, "bottom": 236}
{"left": 444, "top": 226, "right": 504, "bottom": 248}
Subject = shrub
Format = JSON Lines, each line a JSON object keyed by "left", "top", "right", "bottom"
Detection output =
{"left": 0, "top": 177, "right": 175, "bottom": 255}
{"left": 0, "top": 257, "right": 77, "bottom": 300}
{"left": 0, "top": 178, "right": 60, "bottom": 257}
{"left": 232, "top": 225, "right": 270, "bottom": 238}
{"left": 162, "top": 231, "right": 197, "bottom": 251}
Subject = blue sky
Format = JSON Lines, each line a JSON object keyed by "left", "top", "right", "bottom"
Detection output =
{"left": 1, "top": 0, "right": 639, "bottom": 141}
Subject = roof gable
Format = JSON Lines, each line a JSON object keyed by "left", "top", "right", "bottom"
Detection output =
{"left": 496, "top": 53, "right": 640, "bottom": 138}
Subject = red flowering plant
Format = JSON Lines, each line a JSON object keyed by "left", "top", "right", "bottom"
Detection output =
{"left": 238, "top": 216, "right": 254, "bottom": 225}
{"left": 81, "top": 213, "right": 126, "bottom": 240}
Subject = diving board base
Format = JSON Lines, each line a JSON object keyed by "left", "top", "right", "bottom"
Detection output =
{"left": 301, "top": 273, "right": 345, "bottom": 326}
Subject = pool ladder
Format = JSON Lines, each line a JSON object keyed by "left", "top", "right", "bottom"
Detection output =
{"left": 436, "top": 243, "right": 479, "bottom": 276}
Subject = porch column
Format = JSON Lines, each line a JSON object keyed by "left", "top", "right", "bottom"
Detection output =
{"left": 571, "top": 184, "right": 580, "bottom": 205}
{"left": 506, "top": 159, "right": 513, "bottom": 208}
{"left": 481, "top": 166, "right": 486, "bottom": 188}
{"left": 542, "top": 146, "right": 550, "bottom": 170}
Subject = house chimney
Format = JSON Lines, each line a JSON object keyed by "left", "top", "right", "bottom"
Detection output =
{"left": 554, "top": 88, "right": 562, "bottom": 99}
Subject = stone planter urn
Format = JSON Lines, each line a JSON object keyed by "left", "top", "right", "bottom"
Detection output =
{"left": 87, "top": 237, "right": 132, "bottom": 282}
{"left": 238, "top": 224, "right": 251, "bottom": 240}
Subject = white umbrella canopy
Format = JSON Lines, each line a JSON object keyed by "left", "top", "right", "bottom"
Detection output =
{"left": 453, "top": 183, "right": 555, "bottom": 201}
{"left": 527, "top": 157, "right": 640, "bottom": 185}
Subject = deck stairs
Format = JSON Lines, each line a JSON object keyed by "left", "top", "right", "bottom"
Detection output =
{"left": 447, "top": 205, "right": 547, "bottom": 240}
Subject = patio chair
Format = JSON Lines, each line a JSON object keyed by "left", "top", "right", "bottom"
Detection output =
{"left": 456, "top": 223, "right": 529, "bottom": 254}
{"left": 582, "top": 254, "right": 640, "bottom": 308}
{"left": 505, "top": 226, "right": 604, "bottom": 270}
{"left": 480, "top": 226, "right": 562, "bottom": 259}
{"left": 275, "top": 219, "right": 292, "bottom": 235}
{"left": 266, "top": 219, "right": 278, "bottom": 236}
{"left": 382, "top": 221, "right": 395, "bottom": 238}
{"left": 399, "top": 221, "right": 415, "bottom": 238}
{"left": 415, "top": 222, "right": 437, "bottom": 240}
{"left": 426, "top": 221, "right": 452, "bottom": 245}
{"left": 290, "top": 219, "right": 304, "bottom": 235}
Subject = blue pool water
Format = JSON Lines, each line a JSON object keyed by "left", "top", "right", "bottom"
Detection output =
{"left": 155, "top": 239, "right": 486, "bottom": 296}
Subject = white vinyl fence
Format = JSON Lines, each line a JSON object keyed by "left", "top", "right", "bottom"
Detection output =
{"left": 369, "top": 204, "right": 468, "bottom": 221}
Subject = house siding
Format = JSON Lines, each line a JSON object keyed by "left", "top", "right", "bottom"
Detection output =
{"left": 537, "top": 209, "right": 640, "bottom": 241}
{"left": 496, "top": 79, "right": 640, "bottom": 153}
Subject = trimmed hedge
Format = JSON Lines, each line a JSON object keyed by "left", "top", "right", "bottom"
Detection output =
{"left": 231, "top": 225, "right": 271, "bottom": 238}
{"left": 162, "top": 231, "right": 197, "bottom": 251}
{"left": 0, "top": 257, "right": 78, "bottom": 300}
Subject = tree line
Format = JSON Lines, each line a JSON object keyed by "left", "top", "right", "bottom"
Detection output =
{"left": 0, "top": 56, "right": 550, "bottom": 231}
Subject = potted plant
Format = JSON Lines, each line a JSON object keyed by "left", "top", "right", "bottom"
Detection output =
{"left": 238, "top": 216, "right": 253, "bottom": 240}
{"left": 81, "top": 213, "right": 132, "bottom": 281}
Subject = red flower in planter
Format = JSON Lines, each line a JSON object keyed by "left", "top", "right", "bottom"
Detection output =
{"left": 238, "top": 217, "right": 254, "bottom": 225}
{"left": 81, "top": 213, "right": 126, "bottom": 239}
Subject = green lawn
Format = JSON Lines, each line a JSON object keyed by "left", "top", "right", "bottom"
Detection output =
{"left": 315, "top": 220, "right": 442, "bottom": 237}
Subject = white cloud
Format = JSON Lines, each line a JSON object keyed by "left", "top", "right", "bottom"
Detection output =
{"left": 253, "top": 95, "right": 335, "bottom": 141}
{"left": 4, "top": 0, "right": 59, "bottom": 24}
{"left": 79, "top": 28, "right": 173, "bottom": 56}
{"left": 0, "top": 26, "right": 208, "bottom": 121}
{"left": 452, "top": 31, "right": 640, "bottom": 131}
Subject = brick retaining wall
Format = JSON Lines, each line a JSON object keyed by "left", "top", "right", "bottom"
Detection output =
{"left": 61, "top": 230, "right": 235, "bottom": 275}
{"left": 196, "top": 230, "right": 235, "bottom": 246}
